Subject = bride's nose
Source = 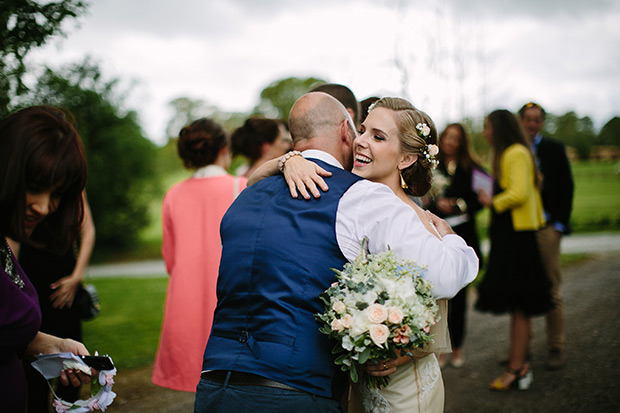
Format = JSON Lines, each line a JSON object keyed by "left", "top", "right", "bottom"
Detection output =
{"left": 355, "top": 133, "right": 369, "bottom": 147}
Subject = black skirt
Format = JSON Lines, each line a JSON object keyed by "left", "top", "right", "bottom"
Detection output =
{"left": 475, "top": 207, "right": 553, "bottom": 316}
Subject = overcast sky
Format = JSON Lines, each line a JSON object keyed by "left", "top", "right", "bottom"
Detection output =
{"left": 29, "top": 0, "right": 620, "bottom": 144}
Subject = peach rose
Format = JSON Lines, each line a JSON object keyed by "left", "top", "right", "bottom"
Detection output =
{"left": 366, "top": 303, "right": 388, "bottom": 324}
{"left": 332, "top": 301, "right": 346, "bottom": 314}
{"left": 331, "top": 318, "right": 345, "bottom": 332}
{"left": 428, "top": 144, "right": 439, "bottom": 156}
{"left": 387, "top": 307, "right": 404, "bottom": 324}
{"left": 341, "top": 314, "right": 353, "bottom": 329}
{"left": 369, "top": 324, "right": 390, "bottom": 346}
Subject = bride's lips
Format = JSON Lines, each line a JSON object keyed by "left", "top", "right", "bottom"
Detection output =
{"left": 354, "top": 153, "right": 371, "bottom": 168}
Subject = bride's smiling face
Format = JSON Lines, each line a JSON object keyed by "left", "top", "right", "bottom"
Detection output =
{"left": 352, "top": 107, "right": 409, "bottom": 186}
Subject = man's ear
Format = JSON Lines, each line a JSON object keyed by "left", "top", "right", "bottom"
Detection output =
{"left": 399, "top": 153, "right": 417, "bottom": 170}
{"left": 340, "top": 119, "right": 352, "bottom": 146}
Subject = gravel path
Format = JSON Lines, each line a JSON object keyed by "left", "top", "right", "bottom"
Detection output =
{"left": 104, "top": 251, "right": 620, "bottom": 412}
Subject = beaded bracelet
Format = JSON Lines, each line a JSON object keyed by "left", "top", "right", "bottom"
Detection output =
{"left": 278, "top": 150, "right": 302, "bottom": 172}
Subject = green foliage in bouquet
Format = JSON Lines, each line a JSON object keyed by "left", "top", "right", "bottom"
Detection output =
{"left": 316, "top": 240, "right": 439, "bottom": 387}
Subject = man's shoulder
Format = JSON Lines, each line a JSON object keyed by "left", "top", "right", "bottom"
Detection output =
{"left": 540, "top": 136, "right": 567, "bottom": 150}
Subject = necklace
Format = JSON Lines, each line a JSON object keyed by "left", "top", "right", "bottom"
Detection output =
{"left": 1, "top": 237, "right": 24, "bottom": 289}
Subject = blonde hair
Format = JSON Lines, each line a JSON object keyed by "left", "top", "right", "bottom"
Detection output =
{"left": 370, "top": 97, "right": 438, "bottom": 196}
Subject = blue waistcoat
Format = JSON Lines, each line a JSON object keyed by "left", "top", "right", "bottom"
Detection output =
{"left": 202, "top": 159, "right": 362, "bottom": 398}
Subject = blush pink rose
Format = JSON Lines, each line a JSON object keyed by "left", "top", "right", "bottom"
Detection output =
{"left": 428, "top": 144, "right": 439, "bottom": 156}
{"left": 387, "top": 307, "right": 404, "bottom": 324}
{"left": 369, "top": 324, "right": 390, "bottom": 346}
{"left": 331, "top": 318, "right": 345, "bottom": 332}
{"left": 332, "top": 301, "right": 346, "bottom": 314}
{"left": 366, "top": 304, "right": 388, "bottom": 324}
{"left": 341, "top": 314, "right": 353, "bottom": 329}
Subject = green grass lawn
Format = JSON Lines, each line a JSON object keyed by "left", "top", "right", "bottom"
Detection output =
{"left": 83, "top": 277, "right": 168, "bottom": 370}
{"left": 570, "top": 162, "right": 620, "bottom": 232}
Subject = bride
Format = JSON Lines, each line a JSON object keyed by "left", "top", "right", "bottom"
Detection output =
{"left": 249, "top": 97, "right": 453, "bottom": 412}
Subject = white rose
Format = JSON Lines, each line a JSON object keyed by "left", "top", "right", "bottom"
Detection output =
{"left": 350, "top": 313, "right": 370, "bottom": 337}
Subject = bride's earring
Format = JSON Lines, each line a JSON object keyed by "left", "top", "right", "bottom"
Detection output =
{"left": 399, "top": 170, "right": 408, "bottom": 189}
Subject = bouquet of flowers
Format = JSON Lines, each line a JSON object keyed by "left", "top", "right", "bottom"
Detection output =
{"left": 316, "top": 240, "right": 439, "bottom": 387}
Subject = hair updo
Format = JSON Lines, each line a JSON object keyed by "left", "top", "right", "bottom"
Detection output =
{"left": 230, "top": 118, "right": 283, "bottom": 164}
{"left": 370, "top": 97, "right": 438, "bottom": 197}
{"left": 177, "top": 118, "right": 228, "bottom": 169}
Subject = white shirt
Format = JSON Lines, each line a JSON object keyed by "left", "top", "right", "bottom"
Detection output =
{"left": 302, "top": 149, "right": 479, "bottom": 300}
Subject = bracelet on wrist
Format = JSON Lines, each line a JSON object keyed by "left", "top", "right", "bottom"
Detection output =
{"left": 278, "top": 150, "right": 302, "bottom": 172}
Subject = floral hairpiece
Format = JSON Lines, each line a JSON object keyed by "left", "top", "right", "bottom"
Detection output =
{"left": 416, "top": 123, "right": 439, "bottom": 169}
{"left": 367, "top": 101, "right": 378, "bottom": 114}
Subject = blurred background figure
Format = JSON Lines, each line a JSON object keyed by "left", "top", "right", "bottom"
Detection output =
{"left": 425, "top": 123, "right": 484, "bottom": 369}
{"left": 152, "top": 118, "right": 248, "bottom": 392}
{"left": 1, "top": 106, "right": 91, "bottom": 412}
{"left": 310, "top": 83, "right": 361, "bottom": 128}
{"left": 359, "top": 96, "right": 380, "bottom": 124}
{"left": 518, "top": 102, "right": 574, "bottom": 371}
{"left": 475, "top": 109, "right": 552, "bottom": 391}
{"left": 19, "top": 191, "right": 95, "bottom": 412}
{"left": 231, "top": 117, "right": 291, "bottom": 177}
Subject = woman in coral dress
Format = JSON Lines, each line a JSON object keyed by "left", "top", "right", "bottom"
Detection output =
{"left": 152, "top": 118, "right": 247, "bottom": 392}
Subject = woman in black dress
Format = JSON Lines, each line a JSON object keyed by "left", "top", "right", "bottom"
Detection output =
{"left": 426, "top": 123, "right": 484, "bottom": 369}
{"left": 19, "top": 192, "right": 95, "bottom": 412}
{"left": 475, "top": 110, "right": 553, "bottom": 391}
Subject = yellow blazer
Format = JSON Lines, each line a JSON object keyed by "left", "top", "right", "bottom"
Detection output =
{"left": 492, "top": 144, "right": 545, "bottom": 231}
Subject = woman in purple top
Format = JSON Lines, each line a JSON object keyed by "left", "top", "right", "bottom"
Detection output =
{"left": 0, "top": 106, "right": 91, "bottom": 412}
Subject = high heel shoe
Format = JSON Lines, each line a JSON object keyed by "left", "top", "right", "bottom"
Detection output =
{"left": 489, "top": 364, "right": 533, "bottom": 391}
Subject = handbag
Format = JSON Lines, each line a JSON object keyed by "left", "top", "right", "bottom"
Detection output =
{"left": 75, "top": 283, "right": 101, "bottom": 321}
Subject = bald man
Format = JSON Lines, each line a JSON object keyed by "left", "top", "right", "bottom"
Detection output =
{"left": 194, "top": 93, "right": 478, "bottom": 412}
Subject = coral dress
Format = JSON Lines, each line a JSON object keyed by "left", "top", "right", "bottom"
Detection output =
{"left": 152, "top": 166, "right": 246, "bottom": 392}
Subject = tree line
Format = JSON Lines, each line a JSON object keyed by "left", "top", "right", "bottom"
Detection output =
{"left": 2, "top": 2, "right": 618, "bottom": 254}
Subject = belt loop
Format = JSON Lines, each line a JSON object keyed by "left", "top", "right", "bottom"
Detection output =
{"left": 223, "top": 371, "right": 232, "bottom": 389}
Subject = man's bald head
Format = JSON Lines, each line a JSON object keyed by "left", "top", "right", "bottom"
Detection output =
{"left": 288, "top": 92, "right": 356, "bottom": 170}
{"left": 289, "top": 92, "right": 350, "bottom": 144}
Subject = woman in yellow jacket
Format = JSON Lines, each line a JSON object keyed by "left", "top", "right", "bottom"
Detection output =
{"left": 475, "top": 109, "right": 553, "bottom": 391}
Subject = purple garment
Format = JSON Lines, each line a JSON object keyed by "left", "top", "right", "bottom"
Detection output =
{"left": 1, "top": 248, "right": 41, "bottom": 413}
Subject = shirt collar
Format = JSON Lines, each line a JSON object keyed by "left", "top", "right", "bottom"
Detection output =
{"left": 192, "top": 164, "right": 228, "bottom": 178}
{"left": 301, "top": 149, "right": 344, "bottom": 170}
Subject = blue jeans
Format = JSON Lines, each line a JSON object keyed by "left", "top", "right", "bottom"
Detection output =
{"left": 194, "top": 376, "right": 343, "bottom": 413}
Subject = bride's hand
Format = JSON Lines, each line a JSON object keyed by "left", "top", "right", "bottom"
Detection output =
{"left": 282, "top": 155, "right": 332, "bottom": 199}
{"left": 364, "top": 351, "right": 416, "bottom": 377}
{"left": 425, "top": 211, "right": 455, "bottom": 237}
{"left": 365, "top": 359, "right": 398, "bottom": 376}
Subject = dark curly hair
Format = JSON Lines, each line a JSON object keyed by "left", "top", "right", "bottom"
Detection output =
{"left": 177, "top": 118, "right": 229, "bottom": 169}
{"left": 230, "top": 118, "right": 283, "bottom": 163}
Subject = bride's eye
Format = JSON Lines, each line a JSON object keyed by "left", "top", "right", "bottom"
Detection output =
{"left": 374, "top": 135, "right": 385, "bottom": 141}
